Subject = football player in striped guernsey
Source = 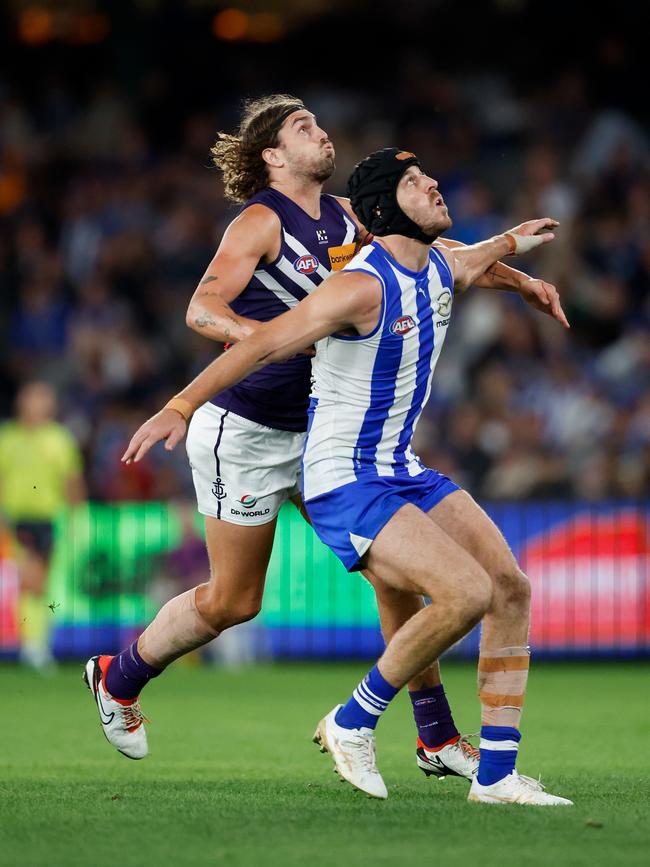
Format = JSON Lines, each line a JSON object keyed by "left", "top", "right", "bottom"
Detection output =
{"left": 90, "top": 100, "right": 567, "bottom": 801}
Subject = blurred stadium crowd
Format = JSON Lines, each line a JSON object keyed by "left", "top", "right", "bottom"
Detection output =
{"left": 1, "top": 60, "right": 648, "bottom": 503}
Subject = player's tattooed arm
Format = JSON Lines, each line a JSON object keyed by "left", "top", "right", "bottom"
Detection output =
{"left": 440, "top": 218, "right": 558, "bottom": 294}
{"left": 436, "top": 238, "right": 528, "bottom": 293}
{"left": 186, "top": 204, "right": 281, "bottom": 344}
{"left": 177, "top": 273, "right": 379, "bottom": 415}
{"left": 120, "top": 272, "right": 375, "bottom": 464}
{"left": 186, "top": 272, "right": 377, "bottom": 394}
{"left": 193, "top": 312, "right": 218, "bottom": 328}
{"left": 436, "top": 234, "right": 569, "bottom": 328}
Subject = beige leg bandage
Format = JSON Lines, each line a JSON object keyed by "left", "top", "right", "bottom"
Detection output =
{"left": 478, "top": 646, "right": 530, "bottom": 728}
{"left": 138, "top": 586, "right": 218, "bottom": 669}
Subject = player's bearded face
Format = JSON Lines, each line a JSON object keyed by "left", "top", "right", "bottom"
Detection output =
{"left": 277, "top": 112, "right": 336, "bottom": 182}
{"left": 397, "top": 168, "right": 453, "bottom": 236}
{"left": 282, "top": 141, "right": 336, "bottom": 182}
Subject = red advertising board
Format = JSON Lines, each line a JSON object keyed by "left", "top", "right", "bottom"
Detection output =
{"left": 0, "top": 530, "right": 19, "bottom": 651}
{"left": 521, "top": 511, "right": 650, "bottom": 651}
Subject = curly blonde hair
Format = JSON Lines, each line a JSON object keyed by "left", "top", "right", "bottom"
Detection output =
{"left": 211, "top": 94, "right": 305, "bottom": 204}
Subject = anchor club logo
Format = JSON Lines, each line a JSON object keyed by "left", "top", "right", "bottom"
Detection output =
{"left": 211, "top": 478, "right": 226, "bottom": 500}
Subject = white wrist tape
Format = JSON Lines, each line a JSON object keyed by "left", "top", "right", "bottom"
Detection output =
{"left": 504, "top": 232, "right": 549, "bottom": 255}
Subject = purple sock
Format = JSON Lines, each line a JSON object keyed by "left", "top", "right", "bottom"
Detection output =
{"left": 410, "top": 684, "right": 460, "bottom": 749}
{"left": 104, "top": 641, "right": 162, "bottom": 700}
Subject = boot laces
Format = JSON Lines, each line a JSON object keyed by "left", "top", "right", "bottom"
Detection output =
{"left": 457, "top": 734, "right": 480, "bottom": 760}
{"left": 515, "top": 772, "right": 545, "bottom": 792}
{"left": 121, "top": 699, "right": 148, "bottom": 732}
{"left": 341, "top": 733, "right": 377, "bottom": 774}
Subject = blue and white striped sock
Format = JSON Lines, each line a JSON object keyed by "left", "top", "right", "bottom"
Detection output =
{"left": 477, "top": 725, "right": 521, "bottom": 786}
{"left": 335, "top": 665, "right": 400, "bottom": 731}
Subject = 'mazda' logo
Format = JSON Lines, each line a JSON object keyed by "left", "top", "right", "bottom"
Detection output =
{"left": 390, "top": 315, "right": 416, "bottom": 336}
{"left": 293, "top": 255, "right": 319, "bottom": 274}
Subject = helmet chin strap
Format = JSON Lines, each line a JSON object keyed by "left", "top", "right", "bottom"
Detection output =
{"left": 372, "top": 203, "right": 437, "bottom": 244}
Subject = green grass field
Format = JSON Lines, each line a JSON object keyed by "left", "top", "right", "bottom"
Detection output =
{"left": 1, "top": 661, "right": 648, "bottom": 867}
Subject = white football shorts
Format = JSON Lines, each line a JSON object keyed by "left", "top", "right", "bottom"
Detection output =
{"left": 186, "top": 402, "right": 305, "bottom": 526}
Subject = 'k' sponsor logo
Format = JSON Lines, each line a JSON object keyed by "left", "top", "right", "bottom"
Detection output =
{"left": 238, "top": 494, "right": 258, "bottom": 509}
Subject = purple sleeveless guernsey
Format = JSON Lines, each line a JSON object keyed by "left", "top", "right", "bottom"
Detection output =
{"left": 210, "top": 188, "right": 358, "bottom": 431}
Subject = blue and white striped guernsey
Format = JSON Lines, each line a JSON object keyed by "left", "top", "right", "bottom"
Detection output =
{"left": 303, "top": 240, "right": 454, "bottom": 501}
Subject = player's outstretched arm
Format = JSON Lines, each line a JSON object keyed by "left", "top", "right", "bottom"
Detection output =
{"left": 122, "top": 271, "right": 381, "bottom": 463}
{"left": 442, "top": 218, "right": 558, "bottom": 293}
{"left": 338, "top": 195, "right": 565, "bottom": 324}
{"left": 436, "top": 237, "right": 530, "bottom": 292}
{"left": 185, "top": 205, "right": 281, "bottom": 344}
{"left": 436, "top": 236, "right": 569, "bottom": 329}
{"left": 338, "top": 197, "right": 560, "bottom": 317}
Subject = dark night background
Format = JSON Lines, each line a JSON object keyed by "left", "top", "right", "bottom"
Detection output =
{"left": 1, "top": 0, "right": 648, "bottom": 501}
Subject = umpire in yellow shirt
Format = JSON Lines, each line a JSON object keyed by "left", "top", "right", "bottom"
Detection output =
{"left": 0, "top": 381, "right": 85, "bottom": 668}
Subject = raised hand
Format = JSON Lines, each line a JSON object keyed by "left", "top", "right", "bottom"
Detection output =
{"left": 505, "top": 218, "right": 559, "bottom": 254}
{"left": 519, "top": 277, "right": 570, "bottom": 329}
{"left": 121, "top": 409, "right": 188, "bottom": 464}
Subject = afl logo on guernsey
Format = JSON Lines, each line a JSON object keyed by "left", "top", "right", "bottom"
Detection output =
{"left": 293, "top": 255, "right": 319, "bottom": 274}
{"left": 390, "top": 315, "right": 416, "bottom": 336}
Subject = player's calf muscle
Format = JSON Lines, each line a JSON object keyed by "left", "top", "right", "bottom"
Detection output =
{"left": 138, "top": 586, "right": 219, "bottom": 668}
{"left": 379, "top": 590, "right": 487, "bottom": 687}
{"left": 196, "top": 582, "right": 263, "bottom": 631}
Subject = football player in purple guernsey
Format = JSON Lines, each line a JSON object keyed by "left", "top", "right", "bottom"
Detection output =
{"left": 84, "top": 97, "right": 567, "bottom": 786}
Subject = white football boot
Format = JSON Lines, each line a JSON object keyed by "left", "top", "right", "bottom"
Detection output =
{"left": 468, "top": 770, "right": 573, "bottom": 806}
{"left": 313, "top": 705, "right": 388, "bottom": 799}
{"left": 416, "top": 734, "right": 479, "bottom": 780}
{"left": 83, "top": 655, "right": 149, "bottom": 760}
